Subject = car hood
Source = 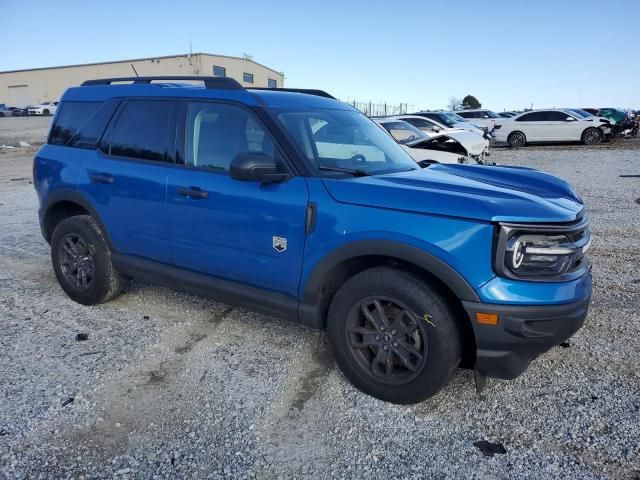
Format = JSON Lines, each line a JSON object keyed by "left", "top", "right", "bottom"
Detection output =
{"left": 321, "top": 164, "right": 584, "bottom": 223}
{"left": 423, "top": 130, "right": 487, "bottom": 156}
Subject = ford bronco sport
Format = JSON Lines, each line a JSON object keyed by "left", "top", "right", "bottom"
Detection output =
{"left": 34, "top": 76, "right": 592, "bottom": 404}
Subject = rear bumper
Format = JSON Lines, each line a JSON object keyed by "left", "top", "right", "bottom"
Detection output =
{"left": 463, "top": 274, "right": 591, "bottom": 379}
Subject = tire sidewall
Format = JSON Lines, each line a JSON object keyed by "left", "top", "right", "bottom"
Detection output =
{"left": 508, "top": 131, "right": 526, "bottom": 148}
{"left": 327, "top": 268, "right": 461, "bottom": 404}
{"left": 51, "top": 216, "right": 113, "bottom": 305}
{"left": 583, "top": 128, "right": 602, "bottom": 145}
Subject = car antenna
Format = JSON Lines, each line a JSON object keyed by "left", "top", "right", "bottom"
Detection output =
{"left": 130, "top": 64, "right": 139, "bottom": 77}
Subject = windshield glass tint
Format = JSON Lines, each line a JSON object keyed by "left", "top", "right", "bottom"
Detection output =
{"left": 485, "top": 110, "right": 501, "bottom": 118}
{"left": 379, "top": 121, "right": 428, "bottom": 144}
{"left": 568, "top": 109, "right": 589, "bottom": 118}
{"left": 447, "top": 113, "right": 467, "bottom": 122}
{"left": 277, "top": 109, "right": 419, "bottom": 176}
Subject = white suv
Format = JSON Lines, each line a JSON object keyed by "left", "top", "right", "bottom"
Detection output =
{"left": 28, "top": 101, "right": 59, "bottom": 116}
{"left": 494, "top": 109, "right": 609, "bottom": 147}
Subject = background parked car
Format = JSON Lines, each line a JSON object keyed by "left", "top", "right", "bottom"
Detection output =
{"left": 565, "top": 108, "right": 612, "bottom": 137}
{"left": 454, "top": 109, "right": 501, "bottom": 132}
{"left": 373, "top": 118, "right": 475, "bottom": 165}
{"left": 493, "top": 108, "right": 609, "bottom": 147}
{"left": 27, "top": 101, "right": 59, "bottom": 116}
{"left": 392, "top": 114, "right": 490, "bottom": 160}
{"left": 8, "top": 107, "right": 28, "bottom": 116}
{"left": 0, "top": 106, "right": 13, "bottom": 117}
{"left": 410, "top": 111, "right": 490, "bottom": 138}
{"left": 499, "top": 111, "right": 517, "bottom": 118}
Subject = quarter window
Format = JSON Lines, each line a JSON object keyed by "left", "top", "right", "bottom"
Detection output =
{"left": 243, "top": 72, "right": 254, "bottom": 83}
{"left": 186, "top": 102, "right": 275, "bottom": 172}
{"left": 49, "top": 101, "right": 101, "bottom": 145}
{"left": 109, "top": 100, "right": 175, "bottom": 162}
{"left": 213, "top": 65, "right": 226, "bottom": 77}
{"left": 268, "top": 78, "right": 277, "bottom": 88}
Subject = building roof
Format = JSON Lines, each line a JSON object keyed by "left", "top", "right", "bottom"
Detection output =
{"left": 0, "top": 53, "right": 283, "bottom": 77}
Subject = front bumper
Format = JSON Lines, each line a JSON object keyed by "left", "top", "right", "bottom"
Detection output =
{"left": 463, "top": 273, "right": 591, "bottom": 379}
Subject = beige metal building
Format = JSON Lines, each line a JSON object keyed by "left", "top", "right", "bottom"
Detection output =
{"left": 0, "top": 53, "right": 284, "bottom": 107}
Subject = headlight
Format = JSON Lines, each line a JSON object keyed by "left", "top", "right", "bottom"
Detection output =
{"left": 505, "top": 234, "right": 585, "bottom": 276}
{"left": 495, "top": 217, "right": 591, "bottom": 281}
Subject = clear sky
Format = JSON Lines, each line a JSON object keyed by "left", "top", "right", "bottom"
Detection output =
{"left": 2, "top": 0, "right": 638, "bottom": 111}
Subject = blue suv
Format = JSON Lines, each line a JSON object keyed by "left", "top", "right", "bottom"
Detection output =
{"left": 34, "top": 76, "right": 592, "bottom": 404}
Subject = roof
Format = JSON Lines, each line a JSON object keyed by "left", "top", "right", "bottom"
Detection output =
{"left": 61, "top": 81, "right": 353, "bottom": 111}
{"left": 0, "top": 52, "right": 283, "bottom": 77}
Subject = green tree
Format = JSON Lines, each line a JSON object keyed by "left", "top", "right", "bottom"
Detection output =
{"left": 461, "top": 95, "right": 482, "bottom": 110}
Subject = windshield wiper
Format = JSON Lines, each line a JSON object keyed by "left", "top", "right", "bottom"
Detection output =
{"left": 318, "top": 166, "right": 370, "bottom": 177}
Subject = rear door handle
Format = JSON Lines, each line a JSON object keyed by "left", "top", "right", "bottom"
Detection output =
{"left": 90, "top": 173, "right": 114, "bottom": 184}
{"left": 177, "top": 187, "right": 208, "bottom": 199}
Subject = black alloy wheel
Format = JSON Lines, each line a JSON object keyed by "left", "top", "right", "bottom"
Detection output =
{"left": 346, "top": 296, "right": 427, "bottom": 384}
{"left": 57, "top": 233, "right": 95, "bottom": 291}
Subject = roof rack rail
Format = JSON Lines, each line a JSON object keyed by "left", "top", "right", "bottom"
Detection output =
{"left": 248, "top": 87, "right": 335, "bottom": 99}
{"left": 81, "top": 76, "right": 243, "bottom": 90}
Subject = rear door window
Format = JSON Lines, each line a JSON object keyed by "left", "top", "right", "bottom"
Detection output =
{"left": 108, "top": 100, "right": 176, "bottom": 162}
{"left": 516, "top": 112, "right": 546, "bottom": 122}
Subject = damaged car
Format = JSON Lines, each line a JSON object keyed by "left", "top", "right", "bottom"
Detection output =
{"left": 374, "top": 118, "right": 489, "bottom": 165}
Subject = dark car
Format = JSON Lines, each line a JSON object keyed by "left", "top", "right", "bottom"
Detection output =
{"left": 8, "top": 107, "right": 28, "bottom": 116}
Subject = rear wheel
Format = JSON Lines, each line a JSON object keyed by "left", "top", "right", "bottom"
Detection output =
{"left": 507, "top": 131, "right": 527, "bottom": 148}
{"left": 582, "top": 127, "right": 603, "bottom": 146}
{"left": 327, "top": 267, "right": 462, "bottom": 404}
{"left": 43, "top": 109, "right": 50, "bottom": 116}
{"left": 51, "top": 215, "right": 126, "bottom": 305}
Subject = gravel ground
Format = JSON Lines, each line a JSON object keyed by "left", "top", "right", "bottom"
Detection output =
{"left": 0, "top": 126, "right": 639, "bottom": 479}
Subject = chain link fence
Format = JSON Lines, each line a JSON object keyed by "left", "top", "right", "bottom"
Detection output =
{"left": 340, "top": 99, "right": 415, "bottom": 117}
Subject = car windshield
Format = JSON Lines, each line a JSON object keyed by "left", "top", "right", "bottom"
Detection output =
{"left": 484, "top": 110, "right": 501, "bottom": 118}
{"left": 379, "top": 121, "right": 428, "bottom": 145}
{"left": 568, "top": 109, "right": 591, "bottom": 118}
{"left": 434, "top": 112, "right": 466, "bottom": 125}
{"left": 277, "top": 108, "right": 419, "bottom": 176}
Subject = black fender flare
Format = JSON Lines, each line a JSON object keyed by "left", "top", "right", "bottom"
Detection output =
{"left": 302, "top": 239, "right": 481, "bottom": 306}
{"left": 40, "top": 188, "right": 113, "bottom": 248}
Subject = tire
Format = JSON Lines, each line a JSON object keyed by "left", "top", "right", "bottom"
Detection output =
{"left": 507, "top": 131, "right": 526, "bottom": 148}
{"left": 43, "top": 109, "right": 50, "bottom": 116}
{"left": 581, "top": 127, "right": 602, "bottom": 146}
{"left": 51, "top": 215, "right": 126, "bottom": 305}
{"left": 327, "top": 267, "right": 462, "bottom": 404}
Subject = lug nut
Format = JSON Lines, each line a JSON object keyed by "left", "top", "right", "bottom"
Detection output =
{"left": 380, "top": 326, "right": 385, "bottom": 332}
{"left": 382, "top": 345, "right": 388, "bottom": 351}
{"left": 375, "top": 335, "right": 381, "bottom": 341}
{"left": 391, "top": 330, "right": 396, "bottom": 335}
{"left": 392, "top": 342, "right": 399, "bottom": 348}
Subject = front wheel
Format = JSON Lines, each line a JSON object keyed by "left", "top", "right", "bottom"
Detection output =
{"left": 51, "top": 215, "right": 126, "bottom": 305}
{"left": 581, "top": 128, "right": 603, "bottom": 146}
{"left": 327, "top": 267, "right": 462, "bottom": 404}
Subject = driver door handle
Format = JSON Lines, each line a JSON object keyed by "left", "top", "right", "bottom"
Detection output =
{"left": 177, "top": 187, "right": 209, "bottom": 199}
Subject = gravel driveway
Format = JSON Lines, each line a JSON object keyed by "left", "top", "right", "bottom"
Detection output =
{"left": 0, "top": 134, "right": 639, "bottom": 479}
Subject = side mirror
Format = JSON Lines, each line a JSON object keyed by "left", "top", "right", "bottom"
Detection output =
{"left": 230, "top": 153, "right": 289, "bottom": 183}
{"left": 566, "top": 116, "right": 575, "bottom": 121}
